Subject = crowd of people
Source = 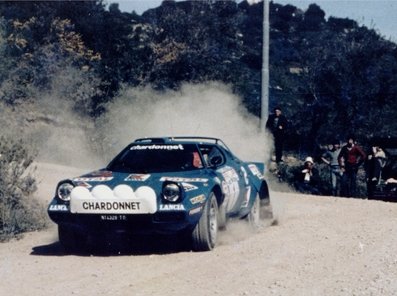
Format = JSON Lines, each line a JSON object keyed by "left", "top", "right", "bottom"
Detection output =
{"left": 294, "top": 136, "right": 388, "bottom": 198}
{"left": 266, "top": 107, "right": 390, "bottom": 198}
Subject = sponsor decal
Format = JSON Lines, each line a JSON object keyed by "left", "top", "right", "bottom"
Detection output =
{"left": 73, "top": 177, "right": 113, "bottom": 182}
{"left": 190, "top": 194, "right": 206, "bottom": 205}
{"left": 130, "top": 144, "right": 184, "bottom": 151}
{"left": 89, "top": 170, "right": 113, "bottom": 177}
{"left": 71, "top": 186, "right": 157, "bottom": 214}
{"left": 82, "top": 201, "right": 141, "bottom": 211}
{"left": 125, "top": 174, "right": 151, "bottom": 181}
{"left": 159, "top": 204, "right": 185, "bottom": 211}
{"left": 160, "top": 177, "right": 208, "bottom": 183}
{"left": 240, "top": 166, "right": 249, "bottom": 185}
{"left": 218, "top": 166, "right": 240, "bottom": 182}
{"left": 248, "top": 164, "right": 264, "bottom": 179}
{"left": 48, "top": 204, "right": 68, "bottom": 211}
{"left": 182, "top": 182, "right": 198, "bottom": 192}
{"left": 218, "top": 166, "right": 240, "bottom": 211}
{"left": 189, "top": 206, "right": 202, "bottom": 215}
{"left": 73, "top": 170, "right": 114, "bottom": 182}
{"left": 75, "top": 181, "right": 92, "bottom": 188}
{"left": 241, "top": 186, "right": 251, "bottom": 208}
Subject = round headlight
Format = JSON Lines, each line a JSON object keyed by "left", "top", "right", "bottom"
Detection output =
{"left": 162, "top": 183, "right": 181, "bottom": 202}
{"left": 57, "top": 182, "right": 75, "bottom": 201}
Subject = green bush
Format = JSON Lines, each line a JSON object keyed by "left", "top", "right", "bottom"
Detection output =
{"left": 0, "top": 135, "right": 47, "bottom": 241}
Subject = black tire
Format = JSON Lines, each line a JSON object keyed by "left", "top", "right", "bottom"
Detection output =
{"left": 58, "top": 225, "right": 87, "bottom": 253}
{"left": 192, "top": 192, "right": 218, "bottom": 251}
{"left": 247, "top": 193, "right": 261, "bottom": 229}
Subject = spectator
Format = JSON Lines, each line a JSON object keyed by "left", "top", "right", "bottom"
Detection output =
{"left": 366, "top": 145, "right": 387, "bottom": 198}
{"left": 266, "top": 106, "right": 288, "bottom": 163}
{"left": 321, "top": 141, "right": 342, "bottom": 196}
{"left": 338, "top": 136, "right": 366, "bottom": 197}
{"left": 295, "top": 156, "right": 320, "bottom": 195}
{"left": 371, "top": 146, "right": 387, "bottom": 182}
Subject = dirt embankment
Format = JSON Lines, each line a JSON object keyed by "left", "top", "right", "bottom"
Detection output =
{"left": 1, "top": 163, "right": 397, "bottom": 296}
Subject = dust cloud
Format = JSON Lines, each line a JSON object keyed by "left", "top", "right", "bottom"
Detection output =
{"left": 30, "top": 93, "right": 102, "bottom": 170}
{"left": 98, "top": 82, "right": 273, "bottom": 164}
{"left": 21, "top": 81, "right": 273, "bottom": 168}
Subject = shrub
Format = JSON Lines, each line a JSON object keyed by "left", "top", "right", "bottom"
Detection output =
{"left": 0, "top": 135, "right": 47, "bottom": 241}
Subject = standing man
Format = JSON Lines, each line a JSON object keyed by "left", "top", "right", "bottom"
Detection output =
{"left": 266, "top": 106, "right": 288, "bottom": 163}
{"left": 338, "top": 136, "right": 366, "bottom": 197}
{"left": 321, "top": 141, "right": 342, "bottom": 196}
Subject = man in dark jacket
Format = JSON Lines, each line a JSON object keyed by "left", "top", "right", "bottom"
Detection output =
{"left": 338, "top": 136, "right": 366, "bottom": 197}
{"left": 266, "top": 106, "right": 288, "bottom": 163}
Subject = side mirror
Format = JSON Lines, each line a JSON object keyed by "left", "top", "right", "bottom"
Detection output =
{"left": 210, "top": 155, "right": 223, "bottom": 167}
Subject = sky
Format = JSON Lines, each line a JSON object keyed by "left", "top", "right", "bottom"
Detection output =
{"left": 114, "top": 0, "right": 397, "bottom": 42}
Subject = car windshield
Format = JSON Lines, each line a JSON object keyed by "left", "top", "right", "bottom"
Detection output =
{"left": 107, "top": 143, "right": 203, "bottom": 173}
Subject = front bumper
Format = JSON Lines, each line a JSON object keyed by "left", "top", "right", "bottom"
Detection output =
{"left": 48, "top": 202, "right": 198, "bottom": 235}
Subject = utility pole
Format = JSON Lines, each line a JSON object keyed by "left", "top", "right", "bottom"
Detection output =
{"left": 261, "top": 0, "right": 269, "bottom": 132}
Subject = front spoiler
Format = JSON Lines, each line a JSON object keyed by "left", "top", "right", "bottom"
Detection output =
{"left": 48, "top": 206, "right": 197, "bottom": 235}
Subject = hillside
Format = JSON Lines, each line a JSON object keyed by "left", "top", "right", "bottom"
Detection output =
{"left": 0, "top": 0, "right": 396, "bottom": 151}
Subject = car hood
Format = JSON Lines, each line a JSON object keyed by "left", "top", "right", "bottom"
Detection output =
{"left": 69, "top": 168, "right": 212, "bottom": 194}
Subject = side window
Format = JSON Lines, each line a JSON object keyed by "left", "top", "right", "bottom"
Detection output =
{"left": 199, "top": 145, "right": 225, "bottom": 167}
{"left": 207, "top": 147, "right": 225, "bottom": 167}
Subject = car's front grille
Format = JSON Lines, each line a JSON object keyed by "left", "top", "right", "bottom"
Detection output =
{"left": 153, "top": 212, "right": 186, "bottom": 222}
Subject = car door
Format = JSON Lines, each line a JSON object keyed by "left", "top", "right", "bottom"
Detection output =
{"left": 209, "top": 147, "right": 248, "bottom": 214}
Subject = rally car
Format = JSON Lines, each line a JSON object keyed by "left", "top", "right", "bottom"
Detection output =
{"left": 48, "top": 136, "right": 271, "bottom": 252}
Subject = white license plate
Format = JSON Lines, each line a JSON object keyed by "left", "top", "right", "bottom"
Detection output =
{"left": 70, "top": 199, "right": 156, "bottom": 214}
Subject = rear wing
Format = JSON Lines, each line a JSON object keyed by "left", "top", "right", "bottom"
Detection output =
{"left": 134, "top": 136, "right": 232, "bottom": 152}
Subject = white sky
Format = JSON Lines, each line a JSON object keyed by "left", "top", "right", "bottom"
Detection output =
{"left": 113, "top": 0, "right": 397, "bottom": 42}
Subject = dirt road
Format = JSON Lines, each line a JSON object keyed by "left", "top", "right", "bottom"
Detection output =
{"left": 1, "top": 164, "right": 397, "bottom": 296}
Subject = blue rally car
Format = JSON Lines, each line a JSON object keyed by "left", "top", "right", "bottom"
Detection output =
{"left": 48, "top": 137, "right": 272, "bottom": 252}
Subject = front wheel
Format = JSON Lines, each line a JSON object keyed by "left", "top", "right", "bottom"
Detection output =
{"left": 58, "top": 225, "right": 87, "bottom": 253}
{"left": 192, "top": 193, "right": 218, "bottom": 251}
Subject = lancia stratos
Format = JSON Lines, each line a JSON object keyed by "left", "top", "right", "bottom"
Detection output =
{"left": 48, "top": 137, "right": 272, "bottom": 252}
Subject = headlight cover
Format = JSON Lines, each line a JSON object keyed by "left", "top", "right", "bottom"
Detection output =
{"left": 162, "top": 183, "right": 181, "bottom": 203}
{"left": 56, "top": 181, "right": 75, "bottom": 201}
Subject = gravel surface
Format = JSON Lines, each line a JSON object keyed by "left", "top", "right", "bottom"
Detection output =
{"left": 1, "top": 163, "right": 397, "bottom": 296}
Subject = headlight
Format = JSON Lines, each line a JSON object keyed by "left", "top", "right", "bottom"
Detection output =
{"left": 56, "top": 182, "right": 75, "bottom": 201}
{"left": 162, "top": 183, "right": 181, "bottom": 202}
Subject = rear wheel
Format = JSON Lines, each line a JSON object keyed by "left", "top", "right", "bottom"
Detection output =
{"left": 192, "top": 193, "right": 218, "bottom": 251}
